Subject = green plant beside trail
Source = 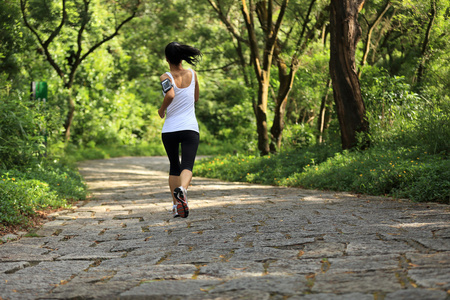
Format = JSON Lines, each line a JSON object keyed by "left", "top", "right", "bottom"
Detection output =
{"left": 0, "top": 79, "right": 87, "bottom": 230}
{"left": 0, "top": 161, "right": 87, "bottom": 227}
{"left": 195, "top": 145, "right": 449, "bottom": 204}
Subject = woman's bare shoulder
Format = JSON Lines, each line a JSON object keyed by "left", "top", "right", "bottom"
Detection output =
{"left": 160, "top": 73, "right": 170, "bottom": 81}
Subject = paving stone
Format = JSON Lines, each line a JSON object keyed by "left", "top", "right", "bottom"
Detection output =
{"left": 312, "top": 271, "right": 402, "bottom": 294}
{"left": 407, "top": 267, "right": 450, "bottom": 289}
{"left": 119, "top": 279, "right": 222, "bottom": 297}
{"left": 211, "top": 275, "right": 309, "bottom": 294}
{"left": 0, "top": 234, "right": 18, "bottom": 243}
{"left": 385, "top": 289, "right": 448, "bottom": 300}
{"left": 327, "top": 255, "right": 399, "bottom": 273}
{"left": 291, "top": 293, "right": 373, "bottom": 300}
{"left": 346, "top": 239, "right": 417, "bottom": 256}
{"left": 0, "top": 260, "right": 92, "bottom": 300}
{"left": 199, "top": 261, "right": 265, "bottom": 279}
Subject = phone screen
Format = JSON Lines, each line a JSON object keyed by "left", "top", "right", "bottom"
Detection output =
{"left": 161, "top": 79, "right": 172, "bottom": 93}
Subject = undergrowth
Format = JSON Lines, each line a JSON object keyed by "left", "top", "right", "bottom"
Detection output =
{"left": 195, "top": 145, "right": 449, "bottom": 204}
{"left": 0, "top": 161, "right": 87, "bottom": 228}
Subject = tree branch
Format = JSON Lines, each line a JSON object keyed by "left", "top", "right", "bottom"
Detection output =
{"left": 242, "top": 0, "right": 262, "bottom": 81}
{"left": 294, "top": 0, "right": 316, "bottom": 56}
{"left": 78, "top": 1, "right": 141, "bottom": 72}
{"left": 270, "top": 0, "right": 289, "bottom": 47}
{"left": 207, "top": 0, "right": 248, "bottom": 44}
{"left": 359, "top": 0, "right": 392, "bottom": 76}
{"left": 43, "top": 0, "right": 67, "bottom": 48}
{"left": 20, "top": 0, "right": 66, "bottom": 82}
{"left": 67, "top": 0, "right": 91, "bottom": 88}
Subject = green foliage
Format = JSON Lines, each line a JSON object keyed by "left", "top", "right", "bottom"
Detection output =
{"left": 361, "top": 67, "right": 422, "bottom": 142}
{"left": 0, "top": 75, "right": 46, "bottom": 169}
{"left": 361, "top": 66, "right": 450, "bottom": 155}
{"left": 0, "top": 161, "right": 87, "bottom": 226}
{"left": 196, "top": 145, "right": 449, "bottom": 204}
{"left": 401, "top": 91, "right": 450, "bottom": 155}
{"left": 281, "top": 123, "right": 316, "bottom": 149}
{"left": 197, "top": 78, "right": 256, "bottom": 152}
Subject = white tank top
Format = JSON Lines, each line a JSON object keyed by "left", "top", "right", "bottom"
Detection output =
{"left": 162, "top": 69, "right": 199, "bottom": 134}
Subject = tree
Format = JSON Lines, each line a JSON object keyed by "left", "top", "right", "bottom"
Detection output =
{"left": 329, "top": 0, "right": 369, "bottom": 149}
{"left": 208, "top": 0, "right": 325, "bottom": 154}
{"left": 20, "top": 0, "right": 141, "bottom": 141}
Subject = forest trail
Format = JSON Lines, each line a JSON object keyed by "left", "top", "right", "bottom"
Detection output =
{"left": 0, "top": 156, "right": 449, "bottom": 299}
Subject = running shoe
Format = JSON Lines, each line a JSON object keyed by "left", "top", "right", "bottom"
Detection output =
{"left": 172, "top": 204, "right": 180, "bottom": 218}
{"left": 173, "top": 186, "right": 189, "bottom": 218}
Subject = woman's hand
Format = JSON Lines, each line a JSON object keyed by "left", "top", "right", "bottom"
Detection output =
{"left": 158, "top": 107, "right": 165, "bottom": 119}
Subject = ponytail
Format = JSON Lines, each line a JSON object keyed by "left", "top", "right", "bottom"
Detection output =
{"left": 165, "top": 42, "right": 202, "bottom": 66}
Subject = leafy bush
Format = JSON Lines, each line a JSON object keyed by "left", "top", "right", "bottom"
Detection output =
{"left": 0, "top": 161, "right": 87, "bottom": 226}
{"left": 0, "top": 76, "right": 46, "bottom": 169}
{"left": 361, "top": 67, "right": 422, "bottom": 144}
{"left": 196, "top": 144, "right": 449, "bottom": 204}
{"left": 400, "top": 95, "right": 450, "bottom": 155}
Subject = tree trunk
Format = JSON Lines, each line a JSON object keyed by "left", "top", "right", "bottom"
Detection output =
{"left": 329, "top": 0, "right": 369, "bottom": 150}
{"left": 317, "top": 78, "right": 332, "bottom": 143}
{"left": 64, "top": 91, "right": 75, "bottom": 142}
{"left": 270, "top": 57, "right": 297, "bottom": 152}
{"left": 256, "top": 72, "right": 271, "bottom": 155}
{"left": 417, "top": 0, "right": 436, "bottom": 84}
{"left": 241, "top": 0, "right": 288, "bottom": 155}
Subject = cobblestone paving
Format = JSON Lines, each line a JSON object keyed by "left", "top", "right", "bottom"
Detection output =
{"left": 1, "top": 156, "right": 449, "bottom": 300}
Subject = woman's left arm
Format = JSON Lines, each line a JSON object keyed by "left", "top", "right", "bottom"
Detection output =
{"left": 194, "top": 71, "right": 199, "bottom": 103}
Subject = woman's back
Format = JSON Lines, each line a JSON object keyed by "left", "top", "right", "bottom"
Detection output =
{"left": 162, "top": 69, "right": 198, "bottom": 133}
{"left": 169, "top": 69, "right": 193, "bottom": 89}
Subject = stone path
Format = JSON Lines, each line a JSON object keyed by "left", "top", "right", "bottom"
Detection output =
{"left": 1, "top": 156, "right": 449, "bottom": 300}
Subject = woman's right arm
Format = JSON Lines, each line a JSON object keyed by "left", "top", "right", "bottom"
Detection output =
{"left": 158, "top": 75, "right": 175, "bottom": 118}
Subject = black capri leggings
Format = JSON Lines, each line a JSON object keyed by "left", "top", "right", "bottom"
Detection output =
{"left": 162, "top": 130, "right": 200, "bottom": 176}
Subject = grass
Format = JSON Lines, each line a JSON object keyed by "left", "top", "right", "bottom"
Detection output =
{"left": 195, "top": 144, "right": 449, "bottom": 204}
{"left": 0, "top": 160, "right": 87, "bottom": 231}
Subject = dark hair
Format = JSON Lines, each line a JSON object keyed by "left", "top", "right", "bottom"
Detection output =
{"left": 165, "top": 42, "right": 202, "bottom": 66}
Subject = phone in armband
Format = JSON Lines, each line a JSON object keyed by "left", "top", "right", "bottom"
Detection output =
{"left": 161, "top": 78, "right": 173, "bottom": 93}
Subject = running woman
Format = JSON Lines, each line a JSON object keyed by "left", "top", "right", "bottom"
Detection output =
{"left": 158, "top": 42, "right": 202, "bottom": 218}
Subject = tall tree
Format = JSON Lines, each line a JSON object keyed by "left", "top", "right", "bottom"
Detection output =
{"left": 241, "top": 0, "right": 289, "bottom": 155}
{"left": 208, "top": 0, "right": 324, "bottom": 154}
{"left": 329, "top": 0, "right": 369, "bottom": 149}
{"left": 20, "top": 0, "right": 141, "bottom": 141}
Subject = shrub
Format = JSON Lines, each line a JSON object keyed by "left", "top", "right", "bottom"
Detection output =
{"left": 0, "top": 161, "right": 87, "bottom": 226}
{"left": 0, "top": 77, "right": 46, "bottom": 169}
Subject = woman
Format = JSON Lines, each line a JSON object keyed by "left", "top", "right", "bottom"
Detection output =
{"left": 158, "top": 42, "right": 202, "bottom": 218}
